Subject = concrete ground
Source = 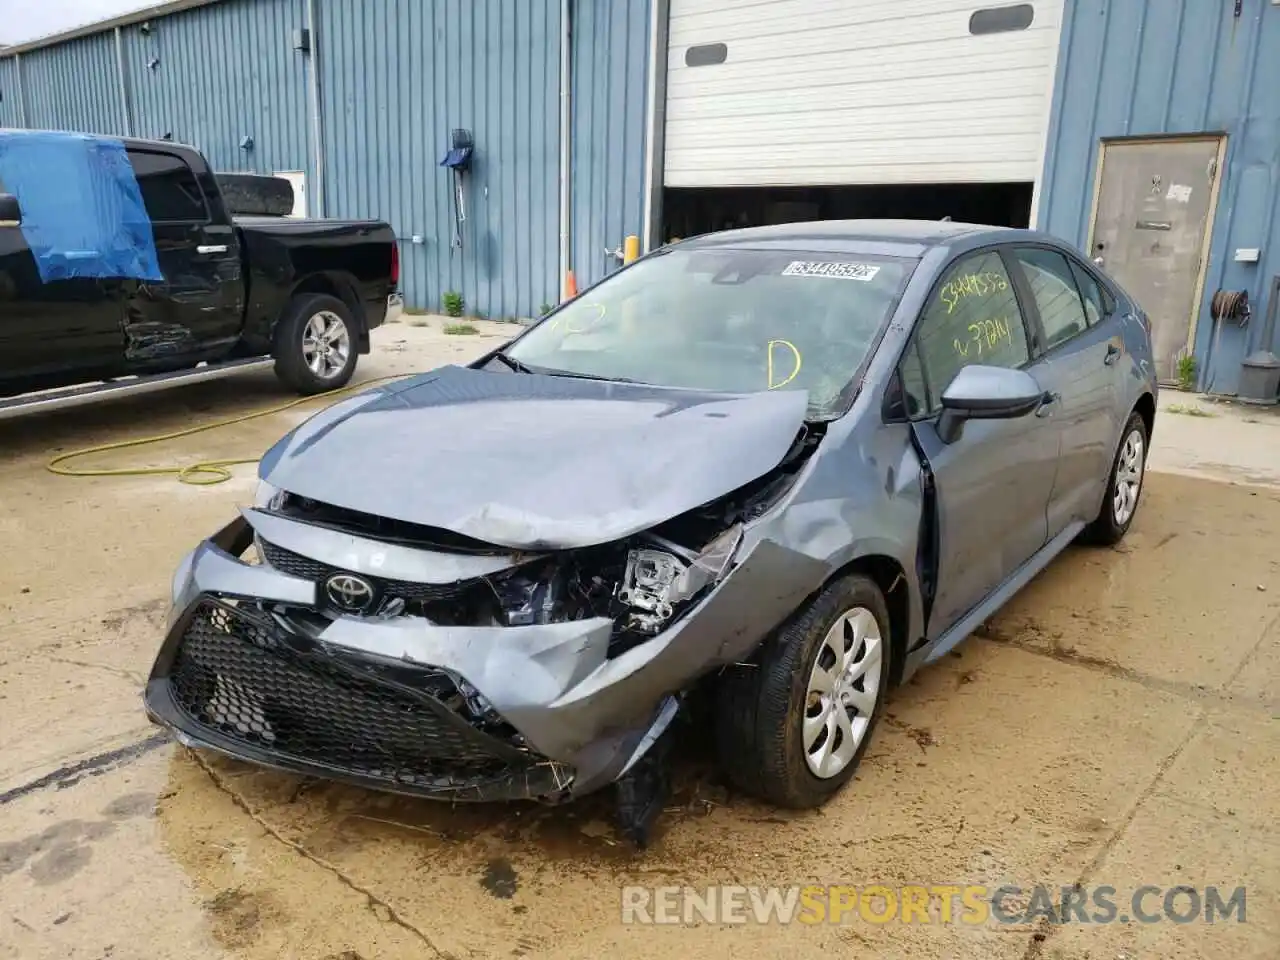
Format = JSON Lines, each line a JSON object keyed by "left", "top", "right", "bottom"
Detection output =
{"left": 1, "top": 317, "right": 1277, "bottom": 960}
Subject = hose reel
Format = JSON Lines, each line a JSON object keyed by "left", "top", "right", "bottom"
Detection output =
{"left": 1201, "top": 289, "right": 1251, "bottom": 395}
{"left": 1210, "top": 288, "right": 1250, "bottom": 325}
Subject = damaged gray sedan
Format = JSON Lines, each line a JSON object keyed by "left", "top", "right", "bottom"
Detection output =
{"left": 144, "top": 220, "right": 1157, "bottom": 843}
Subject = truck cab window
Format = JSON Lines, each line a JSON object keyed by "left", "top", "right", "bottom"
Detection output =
{"left": 126, "top": 150, "right": 208, "bottom": 223}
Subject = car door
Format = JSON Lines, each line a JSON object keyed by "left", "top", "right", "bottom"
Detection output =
{"left": 1005, "top": 245, "right": 1120, "bottom": 536}
{"left": 898, "top": 247, "right": 1061, "bottom": 639}
{"left": 119, "top": 147, "right": 244, "bottom": 366}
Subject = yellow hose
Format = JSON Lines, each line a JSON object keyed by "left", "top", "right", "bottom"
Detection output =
{"left": 45, "top": 374, "right": 412, "bottom": 486}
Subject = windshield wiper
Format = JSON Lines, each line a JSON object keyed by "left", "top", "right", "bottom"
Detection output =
{"left": 536, "top": 368, "right": 640, "bottom": 384}
{"left": 490, "top": 351, "right": 638, "bottom": 384}
{"left": 489, "top": 351, "right": 534, "bottom": 374}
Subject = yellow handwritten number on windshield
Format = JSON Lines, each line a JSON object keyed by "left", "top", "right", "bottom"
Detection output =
{"left": 767, "top": 339, "right": 802, "bottom": 389}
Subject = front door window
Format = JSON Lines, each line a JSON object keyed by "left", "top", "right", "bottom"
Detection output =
{"left": 907, "top": 249, "right": 1032, "bottom": 413}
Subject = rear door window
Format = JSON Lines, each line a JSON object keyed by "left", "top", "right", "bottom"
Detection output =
{"left": 1011, "top": 247, "right": 1090, "bottom": 349}
{"left": 126, "top": 149, "right": 208, "bottom": 223}
{"left": 1068, "top": 257, "right": 1112, "bottom": 327}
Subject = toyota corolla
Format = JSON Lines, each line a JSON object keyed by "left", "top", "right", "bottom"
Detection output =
{"left": 143, "top": 220, "right": 1156, "bottom": 844}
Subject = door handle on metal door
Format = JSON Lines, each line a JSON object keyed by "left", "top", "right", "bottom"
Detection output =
{"left": 196, "top": 244, "right": 229, "bottom": 255}
{"left": 1104, "top": 343, "right": 1122, "bottom": 365}
{"left": 1035, "top": 391, "right": 1060, "bottom": 417}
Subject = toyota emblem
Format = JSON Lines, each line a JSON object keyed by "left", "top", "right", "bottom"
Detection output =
{"left": 324, "top": 572, "right": 376, "bottom": 613}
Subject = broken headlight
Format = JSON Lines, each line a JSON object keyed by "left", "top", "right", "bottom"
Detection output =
{"left": 252, "top": 480, "right": 286, "bottom": 511}
{"left": 488, "top": 525, "right": 742, "bottom": 637}
{"left": 618, "top": 525, "right": 742, "bottom": 634}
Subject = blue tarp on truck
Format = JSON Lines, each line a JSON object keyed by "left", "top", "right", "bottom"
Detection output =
{"left": 0, "top": 129, "right": 162, "bottom": 284}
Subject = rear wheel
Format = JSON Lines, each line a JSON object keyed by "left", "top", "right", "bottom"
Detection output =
{"left": 273, "top": 293, "right": 358, "bottom": 395}
{"left": 1080, "top": 411, "right": 1148, "bottom": 545}
{"left": 715, "top": 574, "right": 892, "bottom": 809}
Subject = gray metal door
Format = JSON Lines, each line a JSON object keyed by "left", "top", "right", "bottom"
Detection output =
{"left": 1088, "top": 136, "right": 1222, "bottom": 382}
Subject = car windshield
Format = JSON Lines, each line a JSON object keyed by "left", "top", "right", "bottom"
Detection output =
{"left": 503, "top": 246, "right": 917, "bottom": 416}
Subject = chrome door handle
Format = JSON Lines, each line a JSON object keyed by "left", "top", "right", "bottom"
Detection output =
{"left": 196, "top": 244, "right": 229, "bottom": 255}
{"left": 1035, "top": 391, "right": 1060, "bottom": 417}
{"left": 1104, "top": 343, "right": 1122, "bottom": 365}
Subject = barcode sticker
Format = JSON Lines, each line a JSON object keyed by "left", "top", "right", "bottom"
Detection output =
{"left": 781, "top": 261, "right": 881, "bottom": 281}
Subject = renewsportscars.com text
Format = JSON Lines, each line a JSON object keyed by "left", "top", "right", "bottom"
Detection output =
{"left": 620, "top": 884, "right": 1247, "bottom": 926}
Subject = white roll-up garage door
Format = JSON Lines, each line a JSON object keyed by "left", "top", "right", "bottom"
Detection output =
{"left": 664, "top": 0, "right": 1064, "bottom": 188}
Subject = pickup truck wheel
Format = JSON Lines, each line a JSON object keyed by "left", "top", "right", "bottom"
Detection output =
{"left": 273, "top": 294, "right": 359, "bottom": 395}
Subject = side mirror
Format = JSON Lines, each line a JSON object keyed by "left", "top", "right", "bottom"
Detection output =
{"left": 936, "top": 365, "right": 1046, "bottom": 444}
{"left": 0, "top": 194, "right": 21, "bottom": 226}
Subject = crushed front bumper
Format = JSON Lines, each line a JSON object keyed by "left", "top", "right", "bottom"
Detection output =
{"left": 144, "top": 512, "right": 825, "bottom": 802}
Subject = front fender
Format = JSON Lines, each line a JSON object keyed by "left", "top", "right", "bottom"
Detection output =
{"left": 737, "top": 416, "right": 928, "bottom": 677}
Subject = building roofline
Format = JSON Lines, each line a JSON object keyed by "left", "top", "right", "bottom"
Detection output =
{"left": 0, "top": 0, "right": 223, "bottom": 58}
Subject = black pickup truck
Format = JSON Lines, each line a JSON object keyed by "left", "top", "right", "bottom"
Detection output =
{"left": 0, "top": 131, "right": 398, "bottom": 401}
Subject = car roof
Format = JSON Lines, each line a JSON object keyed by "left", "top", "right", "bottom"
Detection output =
{"left": 678, "top": 219, "right": 1051, "bottom": 258}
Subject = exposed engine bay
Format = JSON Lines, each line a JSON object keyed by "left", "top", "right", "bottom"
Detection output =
{"left": 256, "top": 422, "right": 825, "bottom": 657}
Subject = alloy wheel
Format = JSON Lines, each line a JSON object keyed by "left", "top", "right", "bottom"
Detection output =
{"left": 803, "top": 606, "right": 883, "bottom": 779}
{"left": 302, "top": 311, "right": 351, "bottom": 380}
{"left": 1113, "top": 428, "right": 1145, "bottom": 526}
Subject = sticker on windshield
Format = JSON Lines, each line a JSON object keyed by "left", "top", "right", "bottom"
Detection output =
{"left": 781, "top": 260, "right": 881, "bottom": 281}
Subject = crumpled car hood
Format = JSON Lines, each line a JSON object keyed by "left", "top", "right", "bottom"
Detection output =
{"left": 258, "top": 365, "right": 810, "bottom": 550}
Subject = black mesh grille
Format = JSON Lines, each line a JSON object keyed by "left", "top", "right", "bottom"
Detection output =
{"left": 169, "top": 601, "right": 529, "bottom": 789}
{"left": 257, "top": 538, "right": 477, "bottom": 604}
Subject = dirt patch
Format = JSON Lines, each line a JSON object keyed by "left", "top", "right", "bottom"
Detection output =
{"left": 480, "top": 857, "right": 520, "bottom": 899}
{"left": 204, "top": 887, "right": 286, "bottom": 949}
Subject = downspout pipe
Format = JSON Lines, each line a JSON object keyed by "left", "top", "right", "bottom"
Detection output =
{"left": 14, "top": 54, "right": 27, "bottom": 127}
{"left": 114, "top": 27, "right": 133, "bottom": 136}
{"left": 558, "top": 0, "right": 572, "bottom": 299}
{"left": 305, "top": 0, "right": 326, "bottom": 217}
{"left": 641, "top": 0, "right": 670, "bottom": 252}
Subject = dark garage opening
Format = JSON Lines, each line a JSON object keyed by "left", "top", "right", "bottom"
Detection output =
{"left": 661, "top": 182, "right": 1034, "bottom": 242}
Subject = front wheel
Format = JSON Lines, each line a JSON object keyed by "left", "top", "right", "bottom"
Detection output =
{"left": 715, "top": 574, "right": 892, "bottom": 809}
{"left": 1080, "top": 411, "right": 1148, "bottom": 545}
{"left": 273, "top": 293, "right": 359, "bottom": 395}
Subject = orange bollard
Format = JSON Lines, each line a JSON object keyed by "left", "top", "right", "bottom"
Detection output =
{"left": 563, "top": 270, "right": 578, "bottom": 301}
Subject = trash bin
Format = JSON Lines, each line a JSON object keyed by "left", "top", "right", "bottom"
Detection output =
{"left": 1238, "top": 276, "right": 1280, "bottom": 405}
{"left": 1238, "top": 351, "right": 1280, "bottom": 404}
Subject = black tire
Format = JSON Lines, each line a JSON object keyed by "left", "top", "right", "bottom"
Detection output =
{"left": 272, "top": 293, "right": 359, "bottom": 395}
{"left": 1080, "top": 411, "right": 1149, "bottom": 546}
{"left": 715, "top": 574, "right": 893, "bottom": 809}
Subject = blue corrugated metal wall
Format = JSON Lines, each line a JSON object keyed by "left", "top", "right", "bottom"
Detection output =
{"left": 0, "top": 0, "right": 653, "bottom": 318}
{"left": 23, "top": 33, "right": 121, "bottom": 134}
{"left": 121, "top": 0, "right": 311, "bottom": 177}
{"left": 319, "top": 0, "right": 561, "bottom": 319}
{"left": 570, "top": 0, "right": 651, "bottom": 291}
{"left": 0, "top": 0, "right": 311, "bottom": 178}
{"left": 0, "top": 58, "right": 21, "bottom": 128}
{"left": 1038, "top": 0, "right": 1280, "bottom": 394}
